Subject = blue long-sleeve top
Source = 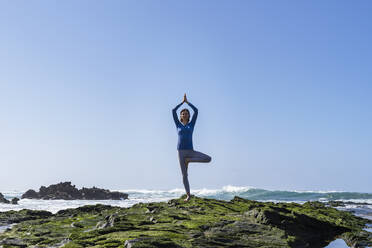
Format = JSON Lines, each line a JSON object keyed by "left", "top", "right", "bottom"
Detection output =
{"left": 172, "top": 101, "right": 198, "bottom": 150}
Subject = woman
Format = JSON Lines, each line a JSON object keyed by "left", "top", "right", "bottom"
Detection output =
{"left": 172, "top": 94, "right": 212, "bottom": 202}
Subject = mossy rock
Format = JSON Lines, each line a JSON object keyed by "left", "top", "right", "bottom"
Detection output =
{"left": 0, "top": 195, "right": 371, "bottom": 248}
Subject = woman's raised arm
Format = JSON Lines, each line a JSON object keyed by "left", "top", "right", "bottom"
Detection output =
{"left": 187, "top": 102, "right": 198, "bottom": 126}
{"left": 172, "top": 102, "right": 183, "bottom": 127}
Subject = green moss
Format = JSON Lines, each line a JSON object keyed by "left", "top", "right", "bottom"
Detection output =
{"left": 0, "top": 196, "right": 370, "bottom": 248}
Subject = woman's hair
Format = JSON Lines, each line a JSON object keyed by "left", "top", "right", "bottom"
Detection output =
{"left": 180, "top": 108, "right": 190, "bottom": 123}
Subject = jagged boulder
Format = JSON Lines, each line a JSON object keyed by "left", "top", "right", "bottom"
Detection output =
{"left": 11, "top": 198, "right": 19, "bottom": 205}
{"left": 22, "top": 189, "right": 39, "bottom": 199}
{"left": 37, "top": 182, "right": 81, "bottom": 200}
{"left": 0, "top": 193, "right": 10, "bottom": 204}
{"left": 81, "top": 187, "right": 127, "bottom": 200}
{"left": 21, "top": 182, "right": 128, "bottom": 200}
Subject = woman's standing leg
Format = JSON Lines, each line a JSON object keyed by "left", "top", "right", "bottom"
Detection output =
{"left": 178, "top": 150, "right": 191, "bottom": 197}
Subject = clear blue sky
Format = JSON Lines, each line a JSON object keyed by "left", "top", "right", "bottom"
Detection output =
{"left": 1, "top": 1, "right": 371, "bottom": 192}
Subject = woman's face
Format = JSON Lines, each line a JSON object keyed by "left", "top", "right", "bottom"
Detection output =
{"left": 180, "top": 111, "right": 190, "bottom": 123}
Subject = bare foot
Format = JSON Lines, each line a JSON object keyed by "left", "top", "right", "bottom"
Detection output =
{"left": 184, "top": 194, "right": 191, "bottom": 202}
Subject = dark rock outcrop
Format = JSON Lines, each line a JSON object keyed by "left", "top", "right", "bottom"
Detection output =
{"left": 11, "top": 198, "right": 19, "bottom": 205}
{"left": 0, "top": 193, "right": 18, "bottom": 205}
{"left": 0, "top": 209, "right": 53, "bottom": 227}
{"left": 21, "top": 182, "right": 128, "bottom": 200}
{"left": 21, "top": 189, "right": 39, "bottom": 199}
{"left": 0, "top": 193, "right": 10, "bottom": 204}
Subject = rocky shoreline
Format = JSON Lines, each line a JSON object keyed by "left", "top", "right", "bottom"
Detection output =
{"left": 0, "top": 196, "right": 371, "bottom": 248}
{"left": 21, "top": 182, "right": 128, "bottom": 200}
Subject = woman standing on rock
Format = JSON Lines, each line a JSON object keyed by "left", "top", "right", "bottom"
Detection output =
{"left": 172, "top": 94, "right": 212, "bottom": 202}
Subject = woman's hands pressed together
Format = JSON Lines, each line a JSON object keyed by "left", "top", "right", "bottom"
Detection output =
{"left": 182, "top": 93, "right": 188, "bottom": 104}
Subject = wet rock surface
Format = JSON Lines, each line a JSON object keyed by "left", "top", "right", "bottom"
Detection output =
{"left": 21, "top": 181, "right": 129, "bottom": 200}
{"left": 0, "top": 196, "right": 370, "bottom": 248}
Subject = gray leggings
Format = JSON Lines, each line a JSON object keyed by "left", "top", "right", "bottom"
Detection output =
{"left": 178, "top": 149, "right": 212, "bottom": 194}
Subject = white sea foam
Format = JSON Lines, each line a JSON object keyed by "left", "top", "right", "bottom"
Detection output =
{"left": 221, "top": 185, "right": 254, "bottom": 192}
{"left": 114, "top": 186, "right": 254, "bottom": 196}
{"left": 293, "top": 190, "right": 347, "bottom": 193}
{"left": 339, "top": 199, "right": 372, "bottom": 204}
{"left": 193, "top": 188, "right": 220, "bottom": 195}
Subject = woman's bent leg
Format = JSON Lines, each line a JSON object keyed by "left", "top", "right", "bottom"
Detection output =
{"left": 187, "top": 150, "right": 212, "bottom": 163}
{"left": 178, "top": 150, "right": 190, "bottom": 195}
